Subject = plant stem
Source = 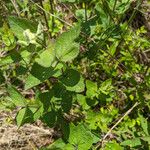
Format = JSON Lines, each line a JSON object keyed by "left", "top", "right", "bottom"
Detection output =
{"left": 84, "top": 2, "right": 87, "bottom": 22}
{"left": 39, "top": 0, "right": 51, "bottom": 39}
{"left": 30, "top": 0, "right": 72, "bottom": 27}
{"left": 112, "top": 0, "right": 117, "bottom": 16}
{"left": 49, "top": 0, "right": 54, "bottom": 34}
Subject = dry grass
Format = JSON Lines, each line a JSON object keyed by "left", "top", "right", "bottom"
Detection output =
{"left": 0, "top": 111, "right": 54, "bottom": 150}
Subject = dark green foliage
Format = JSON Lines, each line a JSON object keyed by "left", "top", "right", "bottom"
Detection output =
{"left": 0, "top": 0, "right": 150, "bottom": 149}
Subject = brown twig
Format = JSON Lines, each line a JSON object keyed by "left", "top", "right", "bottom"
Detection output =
{"left": 10, "top": 0, "right": 20, "bottom": 17}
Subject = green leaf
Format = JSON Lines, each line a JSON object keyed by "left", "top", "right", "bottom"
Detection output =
{"left": 61, "top": 91, "right": 73, "bottom": 112}
{"left": 41, "top": 110, "right": 56, "bottom": 127}
{"left": 139, "top": 114, "right": 149, "bottom": 135}
{"left": 141, "top": 136, "right": 150, "bottom": 144}
{"left": 0, "top": 22, "right": 15, "bottom": 50}
{"left": 99, "top": 79, "right": 113, "bottom": 95}
{"left": 104, "top": 141, "right": 123, "bottom": 150}
{"left": 16, "top": 107, "right": 27, "bottom": 127}
{"left": 95, "top": 2, "right": 109, "bottom": 28}
{"left": 25, "top": 63, "right": 58, "bottom": 90}
{"left": 0, "top": 51, "right": 22, "bottom": 67}
{"left": 29, "top": 107, "right": 42, "bottom": 121}
{"left": 121, "top": 138, "right": 142, "bottom": 147}
{"left": 69, "top": 123, "right": 94, "bottom": 150}
{"left": 67, "top": 75, "right": 84, "bottom": 92}
{"left": 60, "top": 69, "right": 85, "bottom": 92}
{"left": 35, "top": 49, "right": 55, "bottom": 67}
{"left": 35, "top": 42, "right": 56, "bottom": 67}
{"left": 38, "top": 90, "right": 54, "bottom": 112}
{"left": 55, "top": 25, "right": 80, "bottom": 62}
{"left": 75, "top": 9, "right": 86, "bottom": 20}
{"left": 53, "top": 83, "right": 66, "bottom": 98}
{"left": 8, "top": 16, "right": 37, "bottom": 41}
{"left": 77, "top": 94, "right": 90, "bottom": 110}
{"left": 64, "top": 144, "right": 74, "bottom": 150}
{"left": 16, "top": 107, "right": 36, "bottom": 127}
{"left": 86, "top": 80, "right": 98, "bottom": 98}
{"left": 7, "top": 85, "right": 26, "bottom": 106}
{"left": 60, "top": 69, "right": 80, "bottom": 86}
{"left": 115, "top": 0, "right": 131, "bottom": 15}
{"left": 47, "top": 138, "right": 66, "bottom": 150}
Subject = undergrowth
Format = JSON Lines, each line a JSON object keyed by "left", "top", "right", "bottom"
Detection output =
{"left": 0, "top": 0, "right": 150, "bottom": 149}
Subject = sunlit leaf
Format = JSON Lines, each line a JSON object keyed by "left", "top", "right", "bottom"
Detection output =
{"left": 7, "top": 85, "right": 26, "bottom": 106}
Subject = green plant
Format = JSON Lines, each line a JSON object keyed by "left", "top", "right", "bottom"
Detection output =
{"left": 0, "top": 0, "right": 150, "bottom": 149}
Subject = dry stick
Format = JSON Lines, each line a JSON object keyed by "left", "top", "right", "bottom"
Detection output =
{"left": 95, "top": 102, "right": 139, "bottom": 149}
{"left": 23, "top": 124, "right": 53, "bottom": 135}
{"left": 62, "top": 3, "right": 78, "bottom": 20}
{"left": 10, "top": 0, "right": 20, "bottom": 17}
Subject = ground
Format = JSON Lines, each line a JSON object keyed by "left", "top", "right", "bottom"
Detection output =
{"left": 0, "top": 110, "right": 54, "bottom": 150}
